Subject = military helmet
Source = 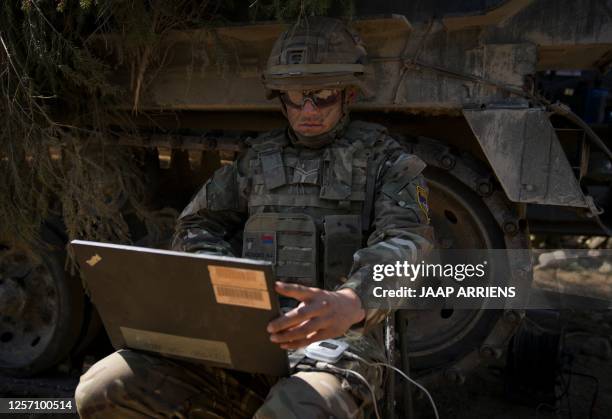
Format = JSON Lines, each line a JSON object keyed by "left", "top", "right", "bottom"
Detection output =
{"left": 262, "top": 17, "right": 372, "bottom": 98}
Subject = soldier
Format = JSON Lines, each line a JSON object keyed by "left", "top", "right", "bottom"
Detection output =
{"left": 75, "top": 16, "right": 433, "bottom": 419}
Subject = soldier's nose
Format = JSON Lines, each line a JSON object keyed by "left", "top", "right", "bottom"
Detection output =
{"left": 301, "top": 100, "right": 318, "bottom": 114}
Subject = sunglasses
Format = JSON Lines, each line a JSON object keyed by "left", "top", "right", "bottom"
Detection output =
{"left": 280, "top": 89, "right": 343, "bottom": 109}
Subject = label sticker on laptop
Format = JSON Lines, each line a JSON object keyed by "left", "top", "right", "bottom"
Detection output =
{"left": 207, "top": 266, "right": 271, "bottom": 310}
{"left": 120, "top": 327, "right": 232, "bottom": 365}
{"left": 86, "top": 254, "right": 102, "bottom": 267}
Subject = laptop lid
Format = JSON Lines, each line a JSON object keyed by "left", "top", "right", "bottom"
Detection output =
{"left": 71, "top": 240, "right": 289, "bottom": 376}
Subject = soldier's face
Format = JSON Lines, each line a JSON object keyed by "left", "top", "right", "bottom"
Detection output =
{"left": 283, "top": 89, "right": 344, "bottom": 136}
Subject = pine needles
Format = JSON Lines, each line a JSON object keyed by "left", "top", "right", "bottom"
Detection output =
{"left": 249, "top": 0, "right": 355, "bottom": 21}
{"left": 0, "top": 0, "right": 355, "bottom": 252}
{"left": 0, "top": 1, "right": 183, "bottom": 249}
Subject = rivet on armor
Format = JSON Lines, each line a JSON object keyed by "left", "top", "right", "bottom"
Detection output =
{"left": 477, "top": 181, "right": 493, "bottom": 196}
{"left": 503, "top": 221, "right": 518, "bottom": 235}
{"left": 440, "top": 155, "right": 455, "bottom": 170}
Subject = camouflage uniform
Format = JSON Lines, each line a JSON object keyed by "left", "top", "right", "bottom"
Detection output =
{"left": 75, "top": 17, "right": 433, "bottom": 419}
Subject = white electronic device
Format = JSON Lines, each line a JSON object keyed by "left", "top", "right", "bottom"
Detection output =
{"left": 304, "top": 339, "right": 349, "bottom": 363}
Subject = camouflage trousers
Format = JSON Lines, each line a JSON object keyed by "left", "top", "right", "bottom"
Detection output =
{"left": 75, "top": 343, "right": 385, "bottom": 419}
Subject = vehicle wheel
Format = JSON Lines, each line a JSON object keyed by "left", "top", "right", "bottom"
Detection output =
{"left": 0, "top": 232, "right": 84, "bottom": 377}
{"left": 399, "top": 137, "right": 531, "bottom": 379}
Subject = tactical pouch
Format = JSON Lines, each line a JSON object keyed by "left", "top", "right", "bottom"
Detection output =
{"left": 323, "top": 214, "right": 362, "bottom": 290}
{"left": 243, "top": 213, "right": 318, "bottom": 287}
{"left": 259, "top": 148, "right": 287, "bottom": 190}
{"left": 320, "top": 147, "right": 354, "bottom": 201}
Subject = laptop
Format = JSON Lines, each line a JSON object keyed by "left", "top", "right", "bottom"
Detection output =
{"left": 71, "top": 240, "right": 292, "bottom": 376}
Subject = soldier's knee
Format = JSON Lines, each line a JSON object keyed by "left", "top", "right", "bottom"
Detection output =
{"left": 254, "top": 371, "right": 361, "bottom": 419}
{"left": 74, "top": 350, "right": 141, "bottom": 418}
{"left": 74, "top": 382, "right": 89, "bottom": 416}
{"left": 74, "top": 380, "right": 106, "bottom": 419}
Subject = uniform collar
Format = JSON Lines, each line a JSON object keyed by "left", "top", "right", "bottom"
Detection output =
{"left": 287, "top": 113, "right": 350, "bottom": 149}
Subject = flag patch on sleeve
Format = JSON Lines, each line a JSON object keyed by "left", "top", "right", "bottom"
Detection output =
{"left": 416, "top": 185, "right": 429, "bottom": 220}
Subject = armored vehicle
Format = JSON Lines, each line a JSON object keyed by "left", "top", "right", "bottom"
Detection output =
{"left": 1, "top": 0, "right": 610, "bottom": 397}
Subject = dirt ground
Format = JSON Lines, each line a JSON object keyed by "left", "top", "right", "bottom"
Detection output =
{"left": 420, "top": 245, "right": 612, "bottom": 419}
{"left": 1, "top": 308, "right": 610, "bottom": 419}
{"left": 422, "top": 309, "right": 612, "bottom": 419}
{"left": 0, "top": 375, "right": 79, "bottom": 419}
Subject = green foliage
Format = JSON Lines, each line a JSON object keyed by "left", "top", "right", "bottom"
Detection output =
{"left": 249, "top": 0, "right": 355, "bottom": 21}
{"left": 0, "top": 0, "right": 355, "bottom": 251}
{"left": 0, "top": 0, "right": 203, "bottom": 249}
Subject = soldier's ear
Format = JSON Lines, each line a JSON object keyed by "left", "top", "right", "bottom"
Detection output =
{"left": 278, "top": 97, "right": 288, "bottom": 117}
{"left": 345, "top": 88, "right": 357, "bottom": 104}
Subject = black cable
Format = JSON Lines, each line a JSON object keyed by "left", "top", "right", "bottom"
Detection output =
{"left": 404, "top": 59, "right": 612, "bottom": 232}
{"left": 396, "top": 58, "right": 612, "bottom": 166}
{"left": 402, "top": 59, "right": 537, "bottom": 103}
{"left": 548, "top": 102, "right": 612, "bottom": 161}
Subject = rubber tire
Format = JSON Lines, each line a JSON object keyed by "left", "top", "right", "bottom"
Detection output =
{"left": 403, "top": 166, "right": 508, "bottom": 373}
{"left": 0, "top": 230, "right": 84, "bottom": 377}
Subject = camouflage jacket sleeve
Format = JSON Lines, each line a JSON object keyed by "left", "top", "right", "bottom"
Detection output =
{"left": 338, "top": 138, "right": 435, "bottom": 335}
{"left": 171, "top": 152, "right": 251, "bottom": 256}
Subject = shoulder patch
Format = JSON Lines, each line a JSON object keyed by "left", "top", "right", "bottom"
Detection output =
{"left": 245, "top": 128, "right": 288, "bottom": 152}
{"left": 416, "top": 185, "right": 430, "bottom": 221}
{"left": 344, "top": 120, "right": 387, "bottom": 147}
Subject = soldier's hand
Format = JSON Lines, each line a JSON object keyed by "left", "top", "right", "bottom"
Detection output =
{"left": 267, "top": 282, "right": 365, "bottom": 350}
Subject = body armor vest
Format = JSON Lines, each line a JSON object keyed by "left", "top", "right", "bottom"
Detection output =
{"left": 242, "top": 121, "right": 386, "bottom": 291}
